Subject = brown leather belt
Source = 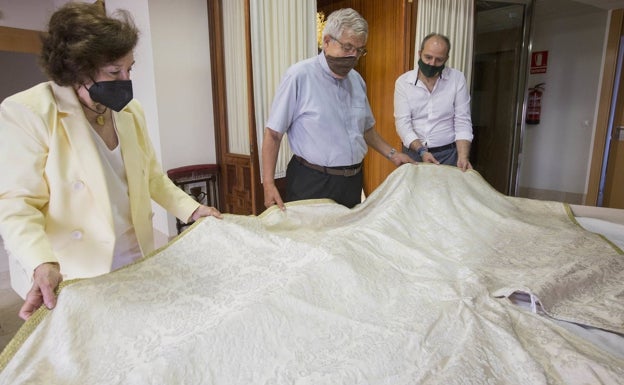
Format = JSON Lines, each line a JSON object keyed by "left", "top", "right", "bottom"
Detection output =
{"left": 294, "top": 155, "right": 362, "bottom": 177}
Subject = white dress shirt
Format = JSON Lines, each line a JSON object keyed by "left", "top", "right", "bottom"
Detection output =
{"left": 394, "top": 67, "right": 473, "bottom": 149}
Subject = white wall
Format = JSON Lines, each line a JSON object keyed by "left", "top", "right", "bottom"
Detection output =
{"left": 519, "top": 8, "right": 608, "bottom": 196}
{"left": 147, "top": 0, "right": 216, "bottom": 235}
{"left": 94, "top": 0, "right": 216, "bottom": 236}
{"left": 0, "top": 0, "right": 216, "bottom": 237}
{"left": 148, "top": 0, "right": 216, "bottom": 169}
{"left": 0, "top": 51, "right": 47, "bottom": 98}
{"left": 0, "top": 0, "right": 55, "bottom": 29}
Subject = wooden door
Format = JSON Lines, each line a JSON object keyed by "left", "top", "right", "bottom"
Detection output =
{"left": 602, "top": 31, "right": 624, "bottom": 208}
{"left": 587, "top": 9, "right": 624, "bottom": 208}
{"left": 318, "top": 0, "right": 417, "bottom": 195}
{"left": 604, "top": 102, "right": 624, "bottom": 208}
{"left": 207, "top": 0, "right": 263, "bottom": 215}
{"left": 359, "top": 0, "right": 417, "bottom": 194}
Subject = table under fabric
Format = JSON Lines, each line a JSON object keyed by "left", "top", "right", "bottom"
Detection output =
{"left": 1, "top": 164, "right": 623, "bottom": 385}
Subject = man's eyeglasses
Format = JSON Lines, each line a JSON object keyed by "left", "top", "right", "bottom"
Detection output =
{"left": 330, "top": 36, "right": 367, "bottom": 57}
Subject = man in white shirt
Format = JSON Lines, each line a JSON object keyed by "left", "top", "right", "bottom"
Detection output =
{"left": 394, "top": 33, "right": 474, "bottom": 171}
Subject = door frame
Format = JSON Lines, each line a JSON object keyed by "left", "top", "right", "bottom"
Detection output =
{"left": 508, "top": 0, "right": 534, "bottom": 196}
{"left": 586, "top": 9, "right": 623, "bottom": 206}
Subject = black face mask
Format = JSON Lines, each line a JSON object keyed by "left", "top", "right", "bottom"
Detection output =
{"left": 88, "top": 80, "right": 133, "bottom": 112}
{"left": 418, "top": 58, "right": 444, "bottom": 78}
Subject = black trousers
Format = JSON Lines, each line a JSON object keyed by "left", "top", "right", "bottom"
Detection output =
{"left": 286, "top": 157, "right": 363, "bottom": 208}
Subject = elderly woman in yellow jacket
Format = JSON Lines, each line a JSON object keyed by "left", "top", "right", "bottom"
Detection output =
{"left": 0, "top": 2, "right": 221, "bottom": 320}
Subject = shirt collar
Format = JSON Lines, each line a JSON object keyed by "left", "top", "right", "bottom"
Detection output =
{"left": 318, "top": 51, "right": 333, "bottom": 77}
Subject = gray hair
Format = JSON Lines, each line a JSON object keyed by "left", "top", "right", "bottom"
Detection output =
{"left": 322, "top": 8, "right": 368, "bottom": 40}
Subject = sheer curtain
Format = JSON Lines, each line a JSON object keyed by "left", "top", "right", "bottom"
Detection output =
{"left": 223, "top": 0, "right": 251, "bottom": 155}
{"left": 250, "top": 0, "right": 317, "bottom": 179}
{"left": 415, "top": 0, "right": 474, "bottom": 87}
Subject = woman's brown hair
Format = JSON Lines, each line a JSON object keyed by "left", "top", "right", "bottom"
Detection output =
{"left": 40, "top": 2, "right": 139, "bottom": 86}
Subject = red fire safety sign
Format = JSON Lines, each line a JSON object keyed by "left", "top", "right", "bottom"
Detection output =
{"left": 530, "top": 51, "right": 548, "bottom": 74}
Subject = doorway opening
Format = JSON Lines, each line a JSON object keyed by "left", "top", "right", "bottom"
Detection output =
{"left": 471, "top": 0, "right": 533, "bottom": 196}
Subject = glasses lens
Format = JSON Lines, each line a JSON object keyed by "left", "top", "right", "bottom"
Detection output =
{"left": 332, "top": 36, "right": 366, "bottom": 56}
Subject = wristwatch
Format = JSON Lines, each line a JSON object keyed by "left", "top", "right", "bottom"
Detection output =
{"left": 416, "top": 145, "right": 428, "bottom": 158}
{"left": 387, "top": 148, "right": 397, "bottom": 159}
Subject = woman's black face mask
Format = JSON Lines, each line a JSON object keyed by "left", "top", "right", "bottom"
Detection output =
{"left": 88, "top": 80, "right": 133, "bottom": 111}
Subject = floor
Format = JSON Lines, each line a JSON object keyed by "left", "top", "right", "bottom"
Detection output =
{"left": 0, "top": 270, "right": 23, "bottom": 352}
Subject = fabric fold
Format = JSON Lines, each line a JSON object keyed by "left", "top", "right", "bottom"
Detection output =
{"left": 1, "top": 164, "right": 622, "bottom": 384}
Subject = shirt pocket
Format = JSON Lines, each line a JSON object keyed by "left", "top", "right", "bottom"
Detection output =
{"left": 350, "top": 91, "right": 369, "bottom": 131}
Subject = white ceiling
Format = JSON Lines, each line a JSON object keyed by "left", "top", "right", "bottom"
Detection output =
{"left": 536, "top": 0, "right": 610, "bottom": 19}
{"left": 477, "top": 0, "right": 618, "bottom": 34}
{"left": 536, "top": 0, "right": 624, "bottom": 18}
{"left": 572, "top": 0, "right": 624, "bottom": 10}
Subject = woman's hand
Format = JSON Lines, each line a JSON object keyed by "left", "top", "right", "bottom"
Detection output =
{"left": 19, "top": 262, "right": 63, "bottom": 320}
{"left": 189, "top": 205, "right": 222, "bottom": 222}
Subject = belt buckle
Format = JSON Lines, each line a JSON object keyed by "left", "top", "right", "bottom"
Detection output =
{"left": 343, "top": 167, "right": 358, "bottom": 177}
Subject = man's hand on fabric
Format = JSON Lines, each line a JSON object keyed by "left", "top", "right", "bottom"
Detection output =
{"left": 422, "top": 152, "right": 440, "bottom": 165}
{"left": 390, "top": 152, "right": 418, "bottom": 166}
{"left": 457, "top": 158, "right": 473, "bottom": 172}
{"left": 263, "top": 183, "right": 285, "bottom": 210}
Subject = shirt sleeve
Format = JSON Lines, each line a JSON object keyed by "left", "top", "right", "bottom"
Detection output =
{"left": 266, "top": 71, "right": 298, "bottom": 135}
{"left": 0, "top": 98, "right": 58, "bottom": 273}
{"left": 453, "top": 72, "right": 474, "bottom": 142}
{"left": 394, "top": 74, "right": 419, "bottom": 149}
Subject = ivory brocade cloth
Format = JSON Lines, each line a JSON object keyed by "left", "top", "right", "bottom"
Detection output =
{"left": 1, "top": 164, "right": 623, "bottom": 384}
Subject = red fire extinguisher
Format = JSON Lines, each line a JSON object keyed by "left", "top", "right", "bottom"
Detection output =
{"left": 526, "top": 83, "right": 545, "bottom": 125}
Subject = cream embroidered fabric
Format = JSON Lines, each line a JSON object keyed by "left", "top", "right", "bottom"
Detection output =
{"left": 1, "top": 164, "right": 623, "bottom": 385}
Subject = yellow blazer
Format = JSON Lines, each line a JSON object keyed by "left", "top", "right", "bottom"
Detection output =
{"left": 0, "top": 82, "right": 199, "bottom": 296}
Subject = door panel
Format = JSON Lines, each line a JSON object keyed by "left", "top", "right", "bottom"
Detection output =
{"left": 359, "top": 0, "right": 416, "bottom": 195}
{"left": 471, "top": 46, "right": 519, "bottom": 193}
{"left": 207, "top": 0, "right": 262, "bottom": 215}
{"left": 585, "top": 10, "right": 622, "bottom": 207}
{"left": 472, "top": 1, "right": 531, "bottom": 195}
{"left": 224, "top": 154, "right": 254, "bottom": 214}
